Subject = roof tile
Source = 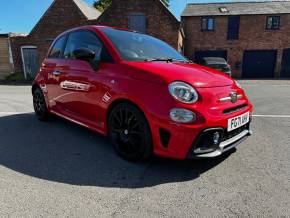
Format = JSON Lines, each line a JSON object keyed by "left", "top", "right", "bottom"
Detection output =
{"left": 182, "top": 1, "right": 290, "bottom": 17}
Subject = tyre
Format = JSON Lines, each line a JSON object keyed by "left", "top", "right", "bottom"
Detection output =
{"left": 108, "top": 102, "right": 153, "bottom": 162}
{"left": 33, "top": 87, "right": 49, "bottom": 121}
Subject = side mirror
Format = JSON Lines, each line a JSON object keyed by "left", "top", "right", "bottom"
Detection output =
{"left": 73, "top": 48, "right": 95, "bottom": 62}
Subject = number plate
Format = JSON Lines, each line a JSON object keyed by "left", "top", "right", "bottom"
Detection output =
{"left": 227, "top": 112, "right": 250, "bottom": 132}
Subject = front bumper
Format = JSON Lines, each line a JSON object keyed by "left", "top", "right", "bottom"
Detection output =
{"left": 187, "top": 124, "right": 252, "bottom": 158}
{"left": 151, "top": 110, "right": 253, "bottom": 160}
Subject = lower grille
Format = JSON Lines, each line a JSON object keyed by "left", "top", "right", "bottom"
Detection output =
{"left": 191, "top": 124, "right": 250, "bottom": 155}
{"left": 222, "top": 123, "right": 249, "bottom": 142}
{"left": 192, "top": 128, "right": 224, "bottom": 154}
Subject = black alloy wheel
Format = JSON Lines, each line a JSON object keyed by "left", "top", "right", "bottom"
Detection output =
{"left": 33, "top": 87, "right": 49, "bottom": 121}
{"left": 108, "top": 102, "right": 153, "bottom": 162}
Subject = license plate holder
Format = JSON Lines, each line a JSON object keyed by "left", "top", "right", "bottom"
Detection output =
{"left": 227, "top": 112, "right": 250, "bottom": 132}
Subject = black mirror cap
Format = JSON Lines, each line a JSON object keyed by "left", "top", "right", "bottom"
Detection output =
{"left": 73, "top": 48, "right": 95, "bottom": 61}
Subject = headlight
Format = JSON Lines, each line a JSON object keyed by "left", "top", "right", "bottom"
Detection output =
{"left": 170, "top": 108, "right": 196, "bottom": 123}
{"left": 235, "top": 80, "right": 242, "bottom": 89}
{"left": 168, "top": 81, "right": 198, "bottom": 104}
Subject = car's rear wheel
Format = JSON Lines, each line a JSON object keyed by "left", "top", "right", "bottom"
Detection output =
{"left": 33, "top": 87, "right": 49, "bottom": 121}
{"left": 108, "top": 102, "right": 153, "bottom": 162}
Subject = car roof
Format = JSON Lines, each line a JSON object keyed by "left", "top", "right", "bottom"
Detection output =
{"left": 58, "top": 25, "right": 135, "bottom": 37}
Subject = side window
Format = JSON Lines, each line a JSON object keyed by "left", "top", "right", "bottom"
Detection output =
{"left": 64, "top": 31, "right": 103, "bottom": 61}
{"left": 48, "top": 35, "right": 66, "bottom": 58}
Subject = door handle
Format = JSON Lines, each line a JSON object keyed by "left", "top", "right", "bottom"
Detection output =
{"left": 52, "top": 70, "right": 61, "bottom": 76}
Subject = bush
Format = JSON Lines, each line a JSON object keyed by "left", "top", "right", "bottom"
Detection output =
{"left": 0, "top": 72, "right": 33, "bottom": 85}
{"left": 5, "top": 72, "right": 26, "bottom": 81}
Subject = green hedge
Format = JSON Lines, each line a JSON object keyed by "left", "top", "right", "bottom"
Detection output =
{"left": 0, "top": 72, "right": 33, "bottom": 85}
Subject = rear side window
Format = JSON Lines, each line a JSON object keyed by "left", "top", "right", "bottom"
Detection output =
{"left": 64, "top": 31, "right": 103, "bottom": 61}
{"left": 48, "top": 35, "right": 66, "bottom": 58}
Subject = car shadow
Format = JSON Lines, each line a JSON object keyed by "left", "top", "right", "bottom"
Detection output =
{"left": 0, "top": 113, "right": 235, "bottom": 188}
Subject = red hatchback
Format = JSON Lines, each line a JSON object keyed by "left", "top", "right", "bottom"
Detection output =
{"left": 32, "top": 26, "right": 253, "bottom": 161}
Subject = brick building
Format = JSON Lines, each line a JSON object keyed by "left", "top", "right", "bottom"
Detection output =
{"left": 182, "top": 1, "right": 290, "bottom": 78}
{"left": 9, "top": 0, "right": 182, "bottom": 78}
{"left": 94, "top": 0, "right": 181, "bottom": 51}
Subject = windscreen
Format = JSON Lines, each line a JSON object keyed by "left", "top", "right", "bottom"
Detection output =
{"left": 101, "top": 28, "right": 188, "bottom": 62}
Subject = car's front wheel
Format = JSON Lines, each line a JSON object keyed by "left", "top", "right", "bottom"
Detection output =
{"left": 108, "top": 102, "right": 153, "bottom": 162}
{"left": 33, "top": 87, "right": 49, "bottom": 121}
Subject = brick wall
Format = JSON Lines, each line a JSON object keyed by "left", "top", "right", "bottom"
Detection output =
{"left": 11, "top": 0, "right": 89, "bottom": 73}
{"left": 28, "top": 0, "right": 89, "bottom": 66}
{"left": 9, "top": 35, "right": 29, "bottom": 73}
{"left": 182, "top": 14, "right": 290, "bottom": 78}
{"left": 91, "top": 0, "right": 180, "bottom": 49}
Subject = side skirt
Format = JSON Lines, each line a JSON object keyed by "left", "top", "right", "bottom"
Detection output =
{"left": 50, "top": 110, "right": 107, "bottom": 136}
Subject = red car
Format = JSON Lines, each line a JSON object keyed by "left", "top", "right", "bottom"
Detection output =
{"left": 32, "top": 26, "right": 253, "bottom": 161}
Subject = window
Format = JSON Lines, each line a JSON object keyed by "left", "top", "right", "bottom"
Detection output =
{"left": 64, "top": 31, "right": 103, "bottom": 61}
{"left": 101, "top": 28, "right": 188, "bottom": 62}
{"left": 266, "top": 16, "right": 280, "bottom": 30}
{"left": 48, "top": 35, "right": 66, "bottom": 58}
{"left": 201, "top": 17, "right": 215, "bottom": 31}
{"left": 128, "top": 13, "right": 146, "bottom": 33}
{"left": 227, "top": 16, "right": 240, "bottom": 40}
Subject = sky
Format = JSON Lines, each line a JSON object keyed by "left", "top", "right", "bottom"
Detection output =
{"left": 0, "top": 0, "right": 272, "bottom": 33}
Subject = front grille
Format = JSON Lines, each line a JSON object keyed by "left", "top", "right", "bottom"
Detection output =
{"left": 222, "top": 123, "right": 249, "bottom": 142}
{"left": 223, "top": 104, "right": 248, "bottom": 114}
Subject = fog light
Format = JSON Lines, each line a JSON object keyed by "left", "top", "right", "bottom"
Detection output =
{"left": 170, "top": 108, "right": 196, "bottom": 123}
{"left": 213, "top": 132, "right": 221, "bottom": 145}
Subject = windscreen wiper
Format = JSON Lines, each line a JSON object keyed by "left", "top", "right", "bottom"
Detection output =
{"left": 144, "top": 58, "right": 191, "bottom": 63}
{"left": 144, "top": 58, "right": 174, "bottom": 63}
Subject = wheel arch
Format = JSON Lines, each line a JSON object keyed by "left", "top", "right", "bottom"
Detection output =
{"left": 105, "top": 97, "right": 155, "bottom": 139}
{"left": 32, "top": 83, "right": 41, "bottom": 94}
{"left": 106, "top": 98, "right": 150, "bottom": 126}
{"left": 105, "top": 97, "right": 154, "bottom": 161}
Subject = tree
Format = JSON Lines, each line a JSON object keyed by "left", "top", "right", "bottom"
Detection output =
{"left": 94, "top": 0, "right": 170, "bottom": 12}
{"left": 93, "top": 0, "right": 111, "bottom": 12}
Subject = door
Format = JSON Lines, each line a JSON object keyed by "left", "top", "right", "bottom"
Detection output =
{"left": 21, "top": 46, "right": 39, "bottom": 79}
{"left": 242, "top": 50, "right": 277, "bottom": 78}
{"left": 194, "top": 50, "right": 227, "bottom": 63}
{"left": 57, "top": 30, "right": 111, "bottom": 123}
{"left": 128, "top": 13, "right": 146, "bottom": 33}
{"left": 43, "top": 34, "right": 67, "bottom": 110}
{"left": 281, "top": 48, "right": 290, "bottom": 78}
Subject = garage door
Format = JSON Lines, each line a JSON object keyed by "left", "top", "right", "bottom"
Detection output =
{"left": 194, "top": 50, "right": 227, "bottom": 63}
{"left": 280, "top": 48, "right": 290, "bottom": 78}
{"left": 242, "top": 50, "right": 277, "bottom": 78}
